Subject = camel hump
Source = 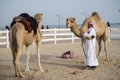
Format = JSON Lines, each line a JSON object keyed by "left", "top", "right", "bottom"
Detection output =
{"left": 19, "top": 13, "right": 31, "bottom": 20}
{"left": 91, "top": 12, "right": 101, "bottom": 20}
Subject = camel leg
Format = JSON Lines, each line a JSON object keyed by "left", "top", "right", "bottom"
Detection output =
{"left": 10, "top": 44, "right": 18, "bottom": 77}
{"left": 81, "top": 39, "right": 85, "bottom": 53}
{"left": 12, "top": 52, "right": 19, "bottom": 77}
{"left": 25, "top": 46, "right": 30, "bottom": 71}
{"left": 104, "top": 39, "right": 109, "bottom": 61}
{"left": 97, "top": 39, "right": 102, "bottom": 58}
{"left": 15, "top": 47, "right": 25, "bottom": 77}
{"left": 36, "top": 41, "right": 44, "bottom": 72}
{"left": 10, "top": 43, "right": 20, "bottom": 77}
{"left": 81, "top": 39, "right": 86, "bottom": 58}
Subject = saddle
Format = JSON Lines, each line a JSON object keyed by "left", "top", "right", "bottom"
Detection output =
{"left": 10, "top": 13, "right": 38, "bottom": 35}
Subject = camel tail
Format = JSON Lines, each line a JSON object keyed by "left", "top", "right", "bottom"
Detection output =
{"left": 11, "top": 28, "right": 18, "bottom": 53}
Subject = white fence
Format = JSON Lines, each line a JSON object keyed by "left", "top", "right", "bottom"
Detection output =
{"left": 0, "top": 28, "right": 79, "bottom": 48}
{"left": 0, "top": 30, "right": 9, "bottom": 48}
{"left": 41, "top": 28, "right": 79, "bottom": 44}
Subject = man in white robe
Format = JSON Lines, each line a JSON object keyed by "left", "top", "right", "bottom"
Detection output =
{"left": 83, "top": 21, "right": 99, "bottom": 70}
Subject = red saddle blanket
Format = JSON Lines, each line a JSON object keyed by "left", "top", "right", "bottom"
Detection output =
{"left": 10, "top": 13, "right": 38, "bottom": 35}
{"left": 13, "top": 16, "right": 32, "bottom": 32}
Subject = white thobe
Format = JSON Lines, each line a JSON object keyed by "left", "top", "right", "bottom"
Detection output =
{"left": 83, "top": 27, "right": 98, "bottom": 66}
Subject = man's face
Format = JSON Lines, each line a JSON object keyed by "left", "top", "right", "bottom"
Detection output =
{"left": 88, "top": 24, "right": 92, "bottom": 28}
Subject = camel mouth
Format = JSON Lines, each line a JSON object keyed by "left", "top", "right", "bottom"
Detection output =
{"left": 66, "top": 23, "right": 69, "bottom": 28}
{"left": 66, "top": 25, "right": 71, "bottom": 28}
{"left": 66, "top": 23, "right": 71, "bottom": 28}
{"left": 67, "top": 25, "right": 73, "bottom": 28}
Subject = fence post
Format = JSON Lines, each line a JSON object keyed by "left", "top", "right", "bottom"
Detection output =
{"left": 54, "top": 28, "right": 57, "bottom": 44}
{"left": 72, "top": 33, "right": 74, "bottom": 43}
{"left": 6, "top": 30, "right": 9, "bottom": 48}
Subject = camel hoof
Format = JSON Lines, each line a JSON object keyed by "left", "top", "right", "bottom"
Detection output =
{"left": 25, "top": 67, "right": 30, "bottom": 72}
{"left": 25, "top": 69, "right": 30, "bottom": 72}
{"left": 15, "top": 74, "right": 19, "bottom": 77}
{"left": 105, "top": 59, "right": 109, "bottom": 62}
{"left": 39, "top": 67, "right": 45, "bottom": 72}
{"left": 39, "top": 68, "right": 45, "bottom": 72}
{"left": 20, "top": 74, "right": 25, "bottom": 78}
{"left": 105, "top": 57, "right": 110, "bottom": 62}
{"left": 41, "top": 69, "right": 45, "bottom": 73}
{"left": 15, "top": 74, "right": 25, "bottom": 78}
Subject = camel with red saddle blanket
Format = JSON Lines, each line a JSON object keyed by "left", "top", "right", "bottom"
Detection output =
{"left": 9, "top": 13, "right": 44, "bottom": 77}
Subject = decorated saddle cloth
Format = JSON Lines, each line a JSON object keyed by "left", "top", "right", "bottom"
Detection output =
{"left": 10, "top": 13, "right": 38, "bottom": 35}
{"left": 83, "top": 28, "right": 96, "bottom": 40}
{"left": 86, "top": 35, "right": 95, "bottom": 40}
{"left": 62, "top": 51, "right": 74, "bottom": 59}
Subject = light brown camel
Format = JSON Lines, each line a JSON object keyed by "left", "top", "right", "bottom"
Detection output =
{"left": 9, "top": 13, "right": 44, "bottom": 77}
{"left": 66, "top": 12, "right": 109, "bottom": 61}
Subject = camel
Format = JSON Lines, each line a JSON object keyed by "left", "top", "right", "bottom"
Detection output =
{"left": 66, "top": 12, "right": 109, "bottom": 61}
{"left": 9, "top": 13, "right": 44, "bottom": 77}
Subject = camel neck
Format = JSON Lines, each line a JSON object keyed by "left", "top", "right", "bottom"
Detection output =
{"left": 38, "top": 23, "right": 41, "bottom": 30}
{"left": 37, "top": 23, "right": 42, "bottom": 35}
{"left": 71, "top": 24, "right": 81, "bottom": 37}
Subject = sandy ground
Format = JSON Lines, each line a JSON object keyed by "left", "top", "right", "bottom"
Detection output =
{"left": 0, "top": 40, "right": 120, "bottom": 80}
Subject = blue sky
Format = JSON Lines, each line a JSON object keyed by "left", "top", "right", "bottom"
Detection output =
{"left": 0, "top": 0, "right": 120, "bottom": 27}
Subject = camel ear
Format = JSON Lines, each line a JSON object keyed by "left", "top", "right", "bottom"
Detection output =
{"left": 67, "top": 18, "right": 68, "bottom": 21}
{"left": 73, "top": 18, "right": 75, "bottom": 21}
{"left": 41, "top": 13, "right": 43, "bottom": 16}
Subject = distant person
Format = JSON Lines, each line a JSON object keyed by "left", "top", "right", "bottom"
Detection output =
{"left": 107, "top": 22, "right": 111, "bottom": 42}
{"left": 41, "top": 25, "right": 44, "bottom": 33}
{"left": 41, "top": 25, "right": 44, "bottom": 29}
{"left": 107, "top": 22, "right": 111, "bottom": 31}
{"left": 47, "top": 25, "right": 49, "bottom": 29}
{"left": 5, "top": 25, "right": 10, "bottom": 30}
{"left": 83, "top": 21, "right": 98, "bottom": 70}
{"left": 107, "top": 22, "right": 111, "bottom": 27}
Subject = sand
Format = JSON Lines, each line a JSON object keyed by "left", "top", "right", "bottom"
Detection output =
{"left": 0, "top": 40, "right": 120, "bottom": 80}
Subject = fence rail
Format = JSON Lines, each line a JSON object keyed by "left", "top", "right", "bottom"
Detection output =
{"left": 0, "top": 30, "right": 9, "bottom": 48}
{"left": 0, "top": 28, "right": 79, "bottom": 48}
{"left": 0, "top": 28, "right": 120, "bottom": 48}
{"left": 41, "top": 28, "right": 79, "bottom": 44}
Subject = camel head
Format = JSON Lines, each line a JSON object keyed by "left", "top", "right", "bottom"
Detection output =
{"left": 66, "top": 17, "right": 77, "bottom": 28}
{"left": 34, "top": 13, "right": 43, "bottom": 23}
{"left": 66, "top": 17, "right": 81, "bottom": 37}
